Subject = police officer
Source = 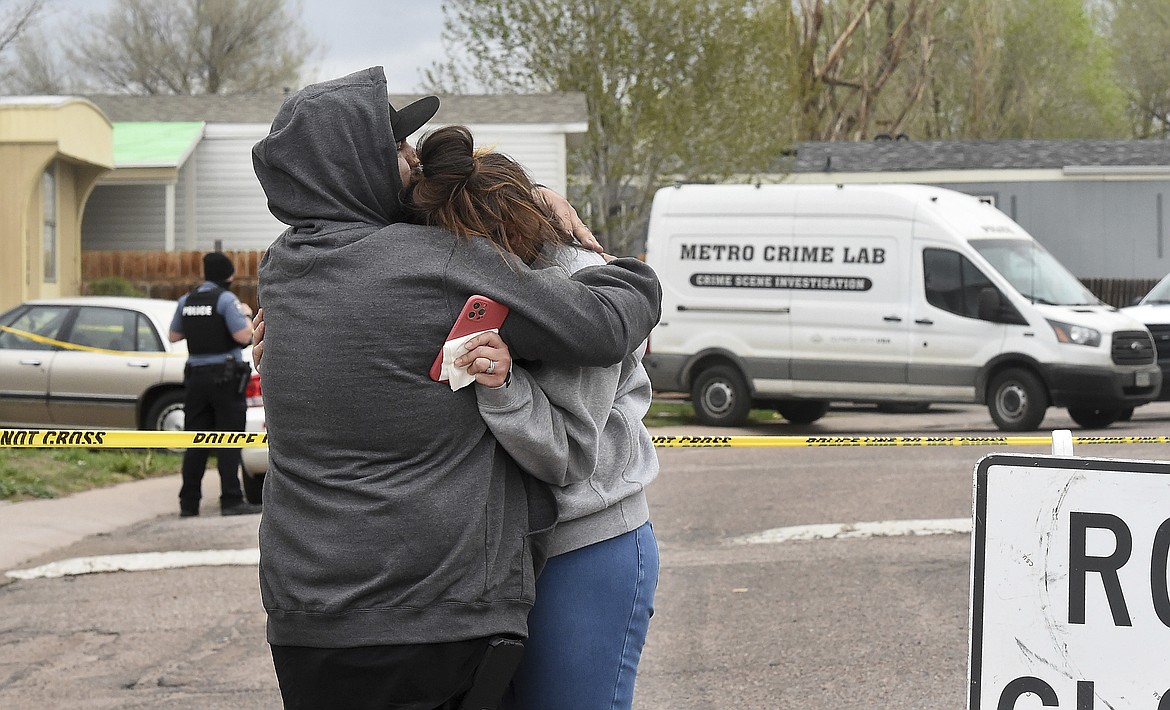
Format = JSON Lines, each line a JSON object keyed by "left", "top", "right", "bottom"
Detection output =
{"left": 168, "top": 252, "right": 260, "bottom": 517}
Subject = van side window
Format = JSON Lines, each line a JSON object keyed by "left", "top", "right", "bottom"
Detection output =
{"left": 923, "top": 248, "right": 995, "bottom": 319}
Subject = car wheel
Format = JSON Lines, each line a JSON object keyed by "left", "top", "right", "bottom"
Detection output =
{"left": 1067, "top": 407, "right": 1123, "bottom": 429}
{"left": 144, "top": 390, "right": 186, "bottom": 453}
{"left": 241, "top": 462, "right": 264, "bottom": 505}
{"left": 987, "top": 368, "right": 1048, "bottom": 432}
{"left": 691, "top": 365, "right": 751, "bottom": 426}
{"left": 776, "top": 400, "right": 829, "bottom": 424}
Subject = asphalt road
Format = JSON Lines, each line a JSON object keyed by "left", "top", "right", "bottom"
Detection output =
{"left": 3, "top": 401, "right": 1170, "bottom": 709}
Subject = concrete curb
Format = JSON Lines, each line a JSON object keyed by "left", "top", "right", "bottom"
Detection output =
{"left": 0, "top": 474, "right": 180, "bottom": 574}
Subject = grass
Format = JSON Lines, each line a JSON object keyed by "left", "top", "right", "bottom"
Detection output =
{"left": 0, "top": 398, "right": 771, "bottom": 503}
{"left": 0, "top": 448, "right": 182, "bottom": 502}
{"left": 645, "top": 399, "right": 782, "bottom": 426}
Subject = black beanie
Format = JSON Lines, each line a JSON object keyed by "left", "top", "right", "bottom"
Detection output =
{"left": 203, "top": 252, "right": 235, "bottom": 283}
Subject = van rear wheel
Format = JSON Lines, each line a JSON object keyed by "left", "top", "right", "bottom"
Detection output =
{"left": 776, "top": 400, "right": 829, "bottom": 424}
{"left": 691, "top": 365, "right": 751, "bottom": 426}
{"left": 1067, "top": 407, "right": 1122, "bottom": 429}
{"left": 987, "top": 368, "right": 1048, "bottom": 432}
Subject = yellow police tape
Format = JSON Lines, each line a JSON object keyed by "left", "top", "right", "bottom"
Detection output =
{"left": 650, "top": 435, "right": 1170, "bottom": 448}
{"left": 0, "top": 430, "right": 267, "bottom": 448}
{"left": 0, "top": 325, "right": 181, "bottom": 357}
{"left": 3, "top": 429, "right": 1170, "bottom": 449}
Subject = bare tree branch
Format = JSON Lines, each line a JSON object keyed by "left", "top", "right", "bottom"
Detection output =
{"left": 0, "top": 0, "right": 45, "bottom": 56}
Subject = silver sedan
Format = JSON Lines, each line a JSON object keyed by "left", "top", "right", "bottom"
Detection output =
{"left": 0, "top": 295, "right": 268, "bottom": 501}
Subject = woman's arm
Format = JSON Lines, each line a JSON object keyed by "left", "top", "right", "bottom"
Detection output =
{"left": 445, "top": 236, "right": 659, "bottom": 368}
{"left": 460, "top": 331, "right": 620, "bottom": 486}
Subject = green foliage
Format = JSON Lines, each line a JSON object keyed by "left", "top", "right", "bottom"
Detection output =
{"left": 86, "top": 276, "right": 148, "bottom": 297}
{"left": 429, "top": 0, "right": 795, "bottom": 256}
{"left": 1108, "top": 0, "right": 1170, "bottom": 137}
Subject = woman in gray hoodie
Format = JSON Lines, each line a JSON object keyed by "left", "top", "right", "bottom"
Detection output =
{"left": 414, "top": 126, "right": 659, "bottom": 710}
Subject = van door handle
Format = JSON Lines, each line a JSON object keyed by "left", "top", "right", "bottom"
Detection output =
{"left": 125, "top": 361, "right": 151, "bottom": 368}
{"left": 915, "top": 318, "right": 934, "bottom": 326}
{"left": 19, "top": 358, "right": 43, "bottom": 366}
{"left": 883, "top": 315, "right": 903, "bottom": 322}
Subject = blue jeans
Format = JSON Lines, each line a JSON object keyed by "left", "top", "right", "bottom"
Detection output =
{"left": 503, "top": 522, "right": 659, "bottom": 710}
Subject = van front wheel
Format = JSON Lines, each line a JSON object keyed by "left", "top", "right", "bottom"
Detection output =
{"left": 987, "top": 368, "right": 1048, "bottom": 432}
{"left": 691, "top": 366, "right": 751, "bottom": 426}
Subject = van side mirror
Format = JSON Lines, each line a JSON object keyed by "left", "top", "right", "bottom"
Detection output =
{"left": 977, "top": 286, "right": 1029, "bottom": 325}
{"left": 977, "top": 287, "right": 1000, "bottom": 321}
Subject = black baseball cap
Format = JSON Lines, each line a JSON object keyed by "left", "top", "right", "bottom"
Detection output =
{"left": 389, "top": 96, "right": 440, "bottom": 142}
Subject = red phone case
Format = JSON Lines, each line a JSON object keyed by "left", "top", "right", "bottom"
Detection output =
{"left": 429, "top": 295, "right": 510, "bottom": 382}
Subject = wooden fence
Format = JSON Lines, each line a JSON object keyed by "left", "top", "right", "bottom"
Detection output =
{"left": 81, "top": 250, "right": 1159, "bottom": 312}
{"left": 82, "top": 250, "right": 263, "bottom": 311}
{"left": 1080, "top": 277, "right": 1159, "bottom": 309}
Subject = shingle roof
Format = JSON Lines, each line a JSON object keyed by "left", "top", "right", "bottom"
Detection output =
{"left": 84, "top": 92, "right": 587, "bottom": 126}
{"left": 793, "top": 139, "right": 1170, "bottom": 172}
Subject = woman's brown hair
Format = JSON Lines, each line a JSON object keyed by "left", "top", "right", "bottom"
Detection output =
{"left": 408, "top": 125, "right": 573, "bottom": 264}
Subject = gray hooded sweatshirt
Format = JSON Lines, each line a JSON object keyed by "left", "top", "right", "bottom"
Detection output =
{"left": 251, "top": 67, "right": 661, "bottom": 648}
{"left": 476, "top": 245, "right": 658, "bottom": 557}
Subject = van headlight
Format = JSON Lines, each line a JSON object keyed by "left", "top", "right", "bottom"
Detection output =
{"left": 1047, "top": 319, "right": 1101, "bottom": 347}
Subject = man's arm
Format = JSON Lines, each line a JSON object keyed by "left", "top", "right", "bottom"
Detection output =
{"left": 450, "top": 247, "right": 661, "bottom": 368}
{"left": 220, "top": 292, "right": 254, "bottom": 345}
{"left": 168, "top": 300, "right": 185, "bottom": 343}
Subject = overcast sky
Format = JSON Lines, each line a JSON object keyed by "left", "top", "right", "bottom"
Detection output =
{"left": 44, "top": 0, "right": 447, "bottom": 93}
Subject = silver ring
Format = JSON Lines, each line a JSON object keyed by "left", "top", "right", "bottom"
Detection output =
{"left": 486, "top": 360, "right": 496, "bottom": 375}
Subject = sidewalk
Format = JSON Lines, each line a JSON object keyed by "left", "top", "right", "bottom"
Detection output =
{"left": 0, "top": 474, "right": 181, "bottom": 574}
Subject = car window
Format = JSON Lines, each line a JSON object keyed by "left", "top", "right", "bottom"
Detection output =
{"left": 923, "top": 248, "right": 996, "bottom": 319}
{"left": 0, "top": 305, "right": 71, "bottom": 350}
{"left": 66, "top": 307, "right": 161, "bottom": 352}
{"left": 135, "top": 312, "right": 165, "bottom": 352}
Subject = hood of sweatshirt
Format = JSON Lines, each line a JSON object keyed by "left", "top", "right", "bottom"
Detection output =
{"left": 252, "top": 66, "right": 408, "bottom": 232}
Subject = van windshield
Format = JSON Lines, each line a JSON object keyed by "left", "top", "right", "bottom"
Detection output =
{"left": 970, "top": 238, "right": 1099, "bottom": 306}
{"left": 1140, "top": 274, "right": 1170, "bottom": 304}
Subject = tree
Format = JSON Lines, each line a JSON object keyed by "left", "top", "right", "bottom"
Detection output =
{"left": 428, "top": 0, "right": 794, "bottom": 256}
{"left": 915, "top": 0, "right": 1125, "bottom": 139}
{"left": 1108, "top": 0, "right": 1170, "bottom": 137}
{"left": 68, "top": 0, "right": 318, "bottom": 95}
{"left": 0, "top": 0, "right": 42, "bottom": 55}
{"left": 789, "top": 0, "right": 942, "bottom": 141}
{"left": 2, "top": 27, "right": 72, "bottom": 93}
{"left": 0, "top": 0, "right": 46, "bottom": 88}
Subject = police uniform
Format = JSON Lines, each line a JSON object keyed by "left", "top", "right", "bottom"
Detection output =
{"left": 169, "top": 252, "right": 258, "bottom": 517}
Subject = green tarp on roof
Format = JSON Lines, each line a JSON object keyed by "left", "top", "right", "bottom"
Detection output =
{"left": 112, "top": 121, "right": 204, "bottom": 168}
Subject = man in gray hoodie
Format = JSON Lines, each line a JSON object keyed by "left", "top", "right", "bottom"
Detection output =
{"left": 251, "top": 67, "right": 661, "bottom": 709}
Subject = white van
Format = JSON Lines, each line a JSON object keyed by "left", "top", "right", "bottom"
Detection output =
{"left": 1120, "top": 272, "right": 1170, "bottom": 402}
{"left": 643, "top": 183, "right": 1160, "bottom": 431}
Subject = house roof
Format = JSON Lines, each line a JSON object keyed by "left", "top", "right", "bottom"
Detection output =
{"left": 85, "top": 92, "right": 588, "bottom": 126}
{"left": 113, "top": 122, "right": 204, "bottom": 168}
{"left": 794, "top": 139, "right": 1170, "bottom": 173}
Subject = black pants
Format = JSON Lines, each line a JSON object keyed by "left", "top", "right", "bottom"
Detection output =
{"left": 178, "top": 365, "right": 247, "bottom": 512}
{"left": 270, "top": 639, "right": 489, "bottom": 710}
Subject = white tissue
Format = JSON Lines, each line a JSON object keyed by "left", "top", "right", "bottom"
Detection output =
{"left": 440, "top": 329, "right": 498, "bottom": 391}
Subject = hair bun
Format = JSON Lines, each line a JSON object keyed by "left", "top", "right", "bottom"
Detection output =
{"left": 419, "top": 125, "right": 477, "bottom": 181}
